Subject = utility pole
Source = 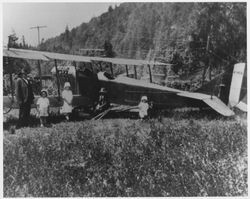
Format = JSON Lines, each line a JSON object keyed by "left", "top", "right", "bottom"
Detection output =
{"left": 206, "top": 35, "right": 212, "bottom": 81}
{"left": 205, "top": 34, "right": 214, "bottom": 99}
{"left": 30, "top": 25, "right": 47, "bottom": 46}
{"left": 202, "top": 35, "right": 210, "bottom": 85}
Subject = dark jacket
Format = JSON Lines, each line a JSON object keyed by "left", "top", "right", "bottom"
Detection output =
{"left": 15, "top": 77, "right": 34, "bottom": 104}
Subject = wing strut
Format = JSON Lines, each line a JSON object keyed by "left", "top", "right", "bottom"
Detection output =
{"left": 134, "top": 65, "right": 137, "bottom": 79}
{"left": 125, "top": 65, "right": 129, "bottom": 77}
{"left": 73, "top": 61, "right": 79, "bottom": 94}
{"left": 110, "top": 63, "right": 114, "bottom": 76}
{"left": 37, "top": 60, "right": 42, "bottom": 89}
{"left": 54, "top": 59, "right": 61, "bottom": 100}
{"left": 148, "top": 64, "right": 153, "bottom": 83}
{"left": 99, "top": 63, "right": 103, "bottom": 71}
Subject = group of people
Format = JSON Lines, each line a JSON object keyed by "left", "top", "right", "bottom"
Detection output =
{"left": 36, "top": 82, "right": 73, "bottom": 127}
{"left": 15, "top": 68, "right": 152, "bottom": 128}
{"left": 15, "top": 68, "right": 73, "bottom": 128}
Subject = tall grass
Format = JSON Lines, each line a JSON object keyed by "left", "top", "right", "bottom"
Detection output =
{"left": 3, "top": 118, "right": 247, "bottom": 197}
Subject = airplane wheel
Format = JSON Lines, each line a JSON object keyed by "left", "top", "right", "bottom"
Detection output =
{"left": 3, "top": 95, "right": 14, "bottom": 114}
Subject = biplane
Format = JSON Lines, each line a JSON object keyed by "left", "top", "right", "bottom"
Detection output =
{"left": 3, "top": 47, "right": 246, "bottom": 117}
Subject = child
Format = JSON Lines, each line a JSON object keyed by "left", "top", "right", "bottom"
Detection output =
{"left": 61, "top": 82, "right": 73, "bottom": 121}
{"left": 138, "top": 96, "right": 149, "bottom": 119}
{"left": 37, "top": 89, "right": 50, "bottom": 127}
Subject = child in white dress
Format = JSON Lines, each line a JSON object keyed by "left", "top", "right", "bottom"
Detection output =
{"left": 37, "top": 89, "right": 50, "bottom": 127}
{"left": 138, "top": 96, "right": 149, "bottom": 119}
{"left": 60, "top": 82, "right": 73, "bottom": 121}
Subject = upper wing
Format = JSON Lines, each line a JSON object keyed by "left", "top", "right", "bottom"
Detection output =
{"left": 4, "top": 48, "right": 169, "bottom": 65}
{"left": 3, "top": 48, "right": 49, "bottom": 61}
{"left": 3, "top": 48, "right": 92, "bottom": 62}
{"left": 41, "top": 51, "right": 92, "bottom": 62}
{"left": 178, "top": 92, "right": 235, "bottom": 116}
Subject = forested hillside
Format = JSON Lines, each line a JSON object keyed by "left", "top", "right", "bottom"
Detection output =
{"left": 39, "top": 2, "right": 246, "bottom": 72}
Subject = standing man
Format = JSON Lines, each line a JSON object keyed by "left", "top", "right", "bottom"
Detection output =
{"left": 15, "top": 67, "right": 34, "bottom": 128}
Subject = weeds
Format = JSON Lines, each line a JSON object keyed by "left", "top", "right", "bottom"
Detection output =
{"left": 3, "top": 118, "right": 247, "bottom": 197}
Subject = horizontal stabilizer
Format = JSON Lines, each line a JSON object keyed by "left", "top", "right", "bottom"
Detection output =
{"left": 177, "top": 92, "right": 212, "bottom": 100}
{"left": 235, "top": 93, "right": 247, "bottom": 112}
{"left": 178, "top": 92, "right": 235, "bottom": 116}
{"left": 236, "top": 101, "right": 247, "bottom": 112}
{"left": 203, "top": 97, "right": 235, "bottom": 116}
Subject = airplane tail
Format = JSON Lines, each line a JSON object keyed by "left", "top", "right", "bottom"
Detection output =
{"left": 228, "top": 63, "right": 247, "bottom": 111}
{"left": 195, "top": 63, "right": 247, "bottom": 112}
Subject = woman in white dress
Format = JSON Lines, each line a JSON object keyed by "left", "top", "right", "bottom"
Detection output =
{"left": 60, "top": 82, "right": 73, "bottom": 121}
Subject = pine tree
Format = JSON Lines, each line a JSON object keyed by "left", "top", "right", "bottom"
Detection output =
{"left": 104, "top": 40, "right": 115, "bottom": 57}
{"left": 64, "top": 25, "right": 70, "bottom": 42}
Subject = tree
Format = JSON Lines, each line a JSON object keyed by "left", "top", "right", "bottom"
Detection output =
{"left": 139, "top": 25, "right": 151, "bottom": 51}
{"left": 194, "top": 3, "right": 246, "bottom": 67}
{"left": 104, "top": 40, "right": 115, "bottom": 57}
{"left": 7, "top": 33, "right": 19, "bottom": 49}
{"left": 22, "top": 35, "right": 26, "bottom": 48}
{"left": 63, "top": 25, "right": 73, "bottom": 50}
{"left": 108, "top": 6, "right": 113, "bottom": 12}
{"left": 178, "top": 2, "right": 246, "bottom": 83}
{"left": 64, "top": 25, "right": 70, "bottom": 42}
{"left": 170, "top": 50, "right": 183, "bottom": 74}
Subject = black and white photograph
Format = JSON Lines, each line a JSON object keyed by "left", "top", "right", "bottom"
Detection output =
{"left": 2, "top": 1, "right": 247, "bottom": 197}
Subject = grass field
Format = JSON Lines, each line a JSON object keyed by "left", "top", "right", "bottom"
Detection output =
{"left": 3, "top": 113, "right": 248, "bottom": 197}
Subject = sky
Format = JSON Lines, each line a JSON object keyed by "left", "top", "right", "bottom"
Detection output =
{"left": 3, "top": 2, "right": 119, "bottom": 47}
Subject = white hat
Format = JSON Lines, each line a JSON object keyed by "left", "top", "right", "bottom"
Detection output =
{"left": 64, "top": 82, "right": 71, "bottom": 88}
{"left": 141, "top": 96, "right": 148, "bottom": 101}
{"left": 99, "top": 87, "right": 107, "bottom": 93}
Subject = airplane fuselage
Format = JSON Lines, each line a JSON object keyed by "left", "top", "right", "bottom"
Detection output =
{"left": 98, "top": 73, "right": 205, "bottom": 109}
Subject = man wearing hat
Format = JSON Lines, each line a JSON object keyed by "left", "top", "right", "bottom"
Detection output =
{"left": 95, "top": 87, "right": 110, "bottom": 112}
{"left": 15, "top": 67, "right": 34, "bottom": 128}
